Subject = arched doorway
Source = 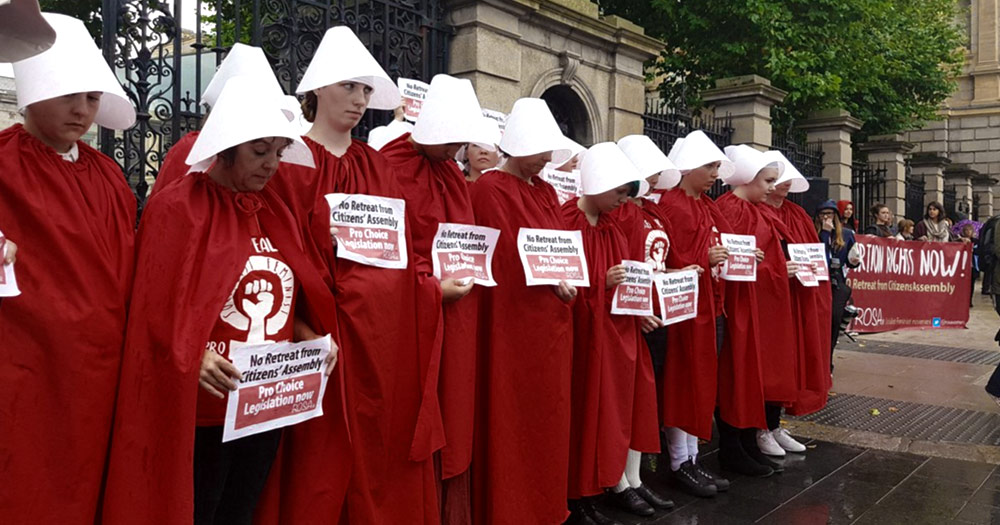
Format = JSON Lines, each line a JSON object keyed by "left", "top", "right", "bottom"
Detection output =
{"left": 541, "top": 85, "right": 592, "bottom": 146}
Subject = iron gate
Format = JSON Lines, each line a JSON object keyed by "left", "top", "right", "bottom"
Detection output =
{"left": 904, "top": 163, "right": 925, "bottom": 222}
{"left": 99, "top": 0, "right": 451, "bottom": 209}
{"left": 851, "top": 159, "right": 887, "bottom": 233}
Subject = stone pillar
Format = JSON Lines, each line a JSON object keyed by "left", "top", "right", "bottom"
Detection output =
{"left": 973, "top": 174, "right": 997, "bottom": 218}
{"left": 447, "top": 1, "right": 527, "bottom": 113}
{"left": 944, "top": 164, "right": 977, "bottom": 218}
{"left": 857, "top": 134, "right": 915, "bottom": 219}
{"left": 701, "top": 75, "right": 787, "bottom": 151}
{"left": 907, "top": 152, "right": 950, "bottom": 208}
{"left": 973, "top": 0, "right": 1000, "bottom": 102}
{"left": 799, "top": 109, "right": 863, "bottom": 202}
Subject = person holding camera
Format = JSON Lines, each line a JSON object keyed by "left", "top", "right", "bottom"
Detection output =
{"left": 815, "top": 200, "right": 861, "bottom": 368}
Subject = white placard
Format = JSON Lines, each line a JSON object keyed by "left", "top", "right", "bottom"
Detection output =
{"left": 611, "top": 260, "right": 654, "bottom": 316}
{"left": 720, "top": 233, "right": 757, "bottom": 282}
{"left": 540, "top": 167, "right": 581, "bottom": 205}
{"left": 223, "top": 336, "right": 333, "bottom": 443}
{"left": 655, "top": 270, "right": 699, "bottom": 326}
{"left": 325, "top": 193, "right": 408, "bottom": 269}
{"left": 0, "top": 231, "right": 19, "bottom": 298}
{"left": 788, "top": 244, "right": 820, "bottom": 287}
{"left": 482, "top": 108, "right": 507, "bottom": 131}
{"left": 431, "top": 223, "right": 501, "bottom": 287}
{"left": 516, "top": 228, "right": 590, "bottom": 287}
{"left": 801, "top": 243, "right": 829, "bottom": 281}
{"left": 643, "top": 192, "right": 662, "bottom": 204}
{"left": 397, "top": 77, "right": 430, "bottom": 122}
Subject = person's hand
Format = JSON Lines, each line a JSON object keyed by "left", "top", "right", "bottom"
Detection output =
{"left": 553, "top": 280, "right": 577, "bottom": 303}
{"left": 786, "top": 261, "right": 800, "bottom": 276}
{"left": 822, "top": 217, "right": 834, "bottom": 232}
{"left": 199, "top": 350, "right": 241, "bottom": 399}
{"left": 708, "top": 245, "right": 729, "bottom": 266}
{"left": 441, "top": 278, "right": 474, "bottom": 303}
{"left": 324, "top": 340, "right": 340, "bottom": 376}
{"left": 606, "top": 264, "right": 626, "bottom": 289}
{"left": 2, "top": 239, "right": 16, "bottom": 265}
{"left": 330, "top": 225, "right": 340, "bottom": 248}
{"left": 755, "top": 248, "right": 765, "bottom": 263}
{"left": 293, "top": 322, "right": 340, "bottom": 376}
{"left": 677, "top": 264, "right": 704, "bottom": 275}
{"left": 640, "top": 315, "right": 663, "bottom": 334}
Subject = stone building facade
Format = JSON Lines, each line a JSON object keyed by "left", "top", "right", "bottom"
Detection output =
{"left": 905, "top": 0, "right": 1000, "bottom": 219}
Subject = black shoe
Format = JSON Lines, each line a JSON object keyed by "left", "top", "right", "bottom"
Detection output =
{"left": 719, "top": 448, "right": 774, "bottom": 477}
{"left": 670, "top": 460, "right": 717, "bottom": 497}
{"left": 607, "top": 488, "right": 655, "bottom": 516}
{"left": 741, "top": 431, "right": 784, "bottom": 473}
{"left": 692, "top": 462, "right": 730, "bottom": 492}
{"left": 634, "top": 484, "right": 674, "bottom": 509}
{"left": 581, "top": 498, "right": 623, "bottom": 525}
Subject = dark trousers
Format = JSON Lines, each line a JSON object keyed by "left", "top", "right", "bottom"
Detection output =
{"left": 830, "top": 273, "right": 852, "bottom": 366}
{"left": 987, "top": 298, "right": 1000, "bottom": 397}
{"left": 194, "top": 426, "right": 281, "bottom": 525}
{"left": 765, "top": 404, "right": 782, "bottom": 431}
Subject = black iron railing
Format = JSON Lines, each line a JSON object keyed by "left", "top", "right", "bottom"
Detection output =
{"left": 852, "top": 159, "right": 887, "bottom": 232}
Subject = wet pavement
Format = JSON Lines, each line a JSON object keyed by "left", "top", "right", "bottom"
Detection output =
{"left": 590, "top": 438, "right": 1000, "bottom": 524}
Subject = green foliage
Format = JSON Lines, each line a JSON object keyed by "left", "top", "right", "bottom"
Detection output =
{"left": 599, "top": 0, "right": 967, "bottom": 136}
{"left": 200, "top": 1, "right": 257, "bottom": 49}
{"left": 40, "top": 0, "right": 101, "bottom": 41}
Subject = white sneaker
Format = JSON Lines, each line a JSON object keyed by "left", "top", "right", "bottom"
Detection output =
{"left": 756, "top": 429, "right": 785, "bottom": 457}
{"left": 772, "top": 428, "right": 807, "bottom": 453}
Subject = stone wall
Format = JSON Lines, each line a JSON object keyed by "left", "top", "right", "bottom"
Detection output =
{"left": 447, "top": 0, "right": 662, "bottom": 144}
{"left": 0, "top": 76, "right": 21, "bottom": 131}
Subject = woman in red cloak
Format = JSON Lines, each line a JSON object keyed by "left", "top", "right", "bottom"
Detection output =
{"left": 101, "top": 77, "right": 346, "bottom": 525}
{"left": 717, "top": 145, "right": 798, "bottom": 471}
{"left": 562, "top": 143, "right": 664, "bottom": 523}
{"left": 261, "top": 26, "right": 447, "bottom": 524}
{"left": 656, "top": 131, "right": 747, "bottom": 497}
{"left": 762, "top": 152, "right": 833, "bottom": 452}
{"left": 379, "top": 74, "right": 500, "bottom": 524}
{"left": 0, "top": 14, "right": 137, "bottom": 524}
{"left": 469, "top": 97, "right": 577, "bottom": 525}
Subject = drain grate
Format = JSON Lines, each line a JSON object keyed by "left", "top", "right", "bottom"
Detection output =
{"left": 788, "top": 393, "right": 1000, "bottom": 446}
{"left": 839, "top": 340, "right": 1000, "bottom": 366}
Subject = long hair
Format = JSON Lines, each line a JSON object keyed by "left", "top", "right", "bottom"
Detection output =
{"left": 870, "top": 202, "right": 888, "bottom": 224}
{"left": 924, "top": 201, "right": 947, "bottom": 223}
{"left": 815, "top": 210, "right": 845, "bottom": 252}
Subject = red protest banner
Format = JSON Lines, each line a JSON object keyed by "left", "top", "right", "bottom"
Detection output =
{"left": 847, "top": 235, "right": 971, "bottom": 333}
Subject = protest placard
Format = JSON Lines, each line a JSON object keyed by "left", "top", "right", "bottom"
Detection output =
{"left": 539, "top": 167, "right": 581, "bottom": 205}
{"left": 223, "top": 335, "right": 333, "bottom": 442}
{"left": 720, "top": 233, "right": 757, "bottom": 281}
{"left": 517, "top": 228, "right": 589, "bottom": 287}
{"left": 802, "top": 243, "right": 829, "bottom": 281}
{"left": 431, "top": 223, "right": 500, "bottom": 286}
{"left": 655, "top": 270, "right": 699, "bottom": 325}
{"left": 788, "top": 243, "right": 820, "bottom": 287}
{"left": 397, "top": 77, "right": 429, "bottom": 121}
{"left": 482, "top": 108, "right": 507, "bottom": 131}
{"left": 0, "top": 231, "right": 19, "bottom": 297}
{"left": 610, "top": 260, "right": 654, "bottom": 316}
{"left": 325, "top": 193, "right": 408, "bottom": 269}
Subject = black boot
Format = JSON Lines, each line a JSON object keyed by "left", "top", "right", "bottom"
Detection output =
{"left": 634, "top": 484, "right": 674, "bottom": 509}
{"left": 670, "top": 459, "right": 717, "bottom": 497}
{"left": 607, "top": 488, "right": 655, "bottom": 516}
{"left": 717, "top": 413, "right": 774, "bottom": 477}
{"left": 741, "top": 428, "right": 784, "bottom": 473}
{"left": 581, "top": 497, "right": 623, "bottom": 525}
{"left": 691, "top": 461, "right": 730, "bottom": 492}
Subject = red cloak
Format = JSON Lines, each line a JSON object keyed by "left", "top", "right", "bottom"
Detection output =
{"left": 380, "top": 133, "right": 477, "bottom": 480}
{"left": 0, "top": 124, "right": 136, "bottom": 524}
{"left": 562, "top": 200, "right": 650, "bottom": 498}
{"left": 148, "top": 130, "right": 199, "bottom": 200}
{"left": 655, "top": 187, "right": 726, "bottom": 439}
{"left": 273, "top": 138, "right": 445, "bottom": 524}
{"left": 766, "top": 201, "right": 832, "bottom": 415}
{"left": 469, "top": 171, "right": 573, "bottom": 525}
{"left": 100, "top": 173, "right": 350, "bottom": 525}
{"left": 611, "top": 200, "right": 665, "bottom": 448}
{"left": 716, "top": 192, "right": 797, "bottom": 405}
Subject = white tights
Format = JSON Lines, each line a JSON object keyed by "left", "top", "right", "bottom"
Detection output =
{"left": 667, "top": 427, "right": 700, "bottom": 471}
{"left": 613, "top": 449, "right": 645, "bottom": 492}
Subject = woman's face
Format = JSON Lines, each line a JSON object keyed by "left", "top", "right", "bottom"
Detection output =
{"left": 466, "top": 143, "right": 499, "bottom": 172}
{"left": 314, "top": 81, "right": 373, "bottom": 131}
{"left": 928, "top": 206, "right": 940, "bottom": 220}
{"left": 770, "top": 180, "right": 792, "bottom": 201}
{"left": 592, "top": 183, "right": 633, "bottom": 213}
{"left": 844, "top": 203, "right": 854, "bottom": 218}
{"left": 216, "top": 137, "right": 290, "bottom": 192}
{"left": 684, "top": 161, "right": 721, "bottom": 194}
{"left": 511, "top": 151, "right": 553, "bottom": 177}
{"left": 877, "top": 206, "right": 892, "bottom": 225}
{"left": 645, "top": 173, "right": 661, "bottom": 194}
{"left": 24, "top": 91, "right": 102, "bottom": 152}
{"left": 904, "top": 224, "right": 914, "bottom": 235}
{"left": 557, "top": 153, "right": 580, "bottom": 172}
{"left": 743, "top": 167, "right": 778, "bottom": 203}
